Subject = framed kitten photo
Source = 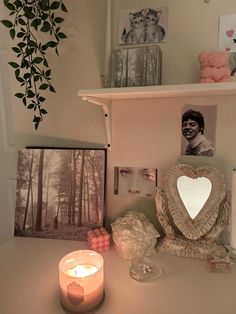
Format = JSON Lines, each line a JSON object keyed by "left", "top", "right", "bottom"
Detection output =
{"left": 14, "top": 147, "right": 106, "bottom": 241}
{"left": 119, "top": 6, "right": 168, "bottom": 45}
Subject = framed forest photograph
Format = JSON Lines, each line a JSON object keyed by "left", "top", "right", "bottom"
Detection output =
{"left": 14, "top": 148, "right": 106, "bottom": 241}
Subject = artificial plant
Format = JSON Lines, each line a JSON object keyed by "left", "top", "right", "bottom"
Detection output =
{"left": 1, "top": 0, "right": 67, "bottom": 129}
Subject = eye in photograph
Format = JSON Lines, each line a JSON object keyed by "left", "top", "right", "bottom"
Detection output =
{"left": 120, "top": 167, "right": 132, "bottom": 177}
{"left": 114, "top": 166, "right": 158, "bottom": 197}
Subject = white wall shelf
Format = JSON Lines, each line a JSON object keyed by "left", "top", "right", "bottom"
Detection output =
{"left": 78, "top": 82, "right": 236, "bottom": 149}
{"left": 78, "top": 82, "right": 236, "bottom": 101}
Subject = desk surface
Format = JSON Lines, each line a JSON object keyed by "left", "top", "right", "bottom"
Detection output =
{"left": 0, "top": 237, "right": 236, "bottom": 314}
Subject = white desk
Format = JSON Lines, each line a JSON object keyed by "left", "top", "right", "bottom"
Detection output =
{"left": 0, "top": 237, "right": 235, "bottom": 314}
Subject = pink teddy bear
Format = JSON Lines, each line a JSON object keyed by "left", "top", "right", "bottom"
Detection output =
{"left": 199, "top": 51, "right": 231, "bottom": 83}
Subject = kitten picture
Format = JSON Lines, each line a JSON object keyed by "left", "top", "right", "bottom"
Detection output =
{"left": 145, "top": 8, "right": 166, "bottom": 43}
{"left": 119, "top": 6, "right": 168, "bottom": 45}
{"left": 122, "top": 9, "right": 146, "bottom": 44}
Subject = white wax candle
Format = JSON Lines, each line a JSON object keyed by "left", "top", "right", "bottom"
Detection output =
{"left": 65, "top": 264, "right": 98, "bottom": 278}
{"left": 104, "top": 0, "right": 111, "bottom": 82}
{"left": 230, "top": 169, "right": 236, "bottom": 250}
{"left": 59, "top": 250, "right": 104, "bottom": 313}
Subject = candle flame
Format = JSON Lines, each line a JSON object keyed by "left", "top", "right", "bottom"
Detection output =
{"left": 66, "top": 264, "right": 98, "bottom": 278}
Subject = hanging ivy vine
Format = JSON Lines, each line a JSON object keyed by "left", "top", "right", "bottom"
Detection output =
{"left": 1, "top": 0, "right": 67, "bottom": 129}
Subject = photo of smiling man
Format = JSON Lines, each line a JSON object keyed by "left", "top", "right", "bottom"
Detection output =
{"left": 181, "top": 105, "right": 217, "bottom": 157}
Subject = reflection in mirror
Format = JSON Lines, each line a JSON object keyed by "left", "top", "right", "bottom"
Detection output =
{"left": 177, "top": 175, "right": 212, "bottom": 219}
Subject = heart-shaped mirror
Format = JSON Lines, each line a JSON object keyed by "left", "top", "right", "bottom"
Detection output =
{"left": 164, "top": 164, "right": 226, "bottom": 240}
{"left": 177, "top": 176, "right": 212, "bottom": 219}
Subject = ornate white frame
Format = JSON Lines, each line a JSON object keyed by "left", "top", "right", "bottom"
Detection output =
{"left": 165, "top": 164, "right": 226, "bottom": 240}
{"left": 155, "top": 164, "right": 230, "bottom": 259}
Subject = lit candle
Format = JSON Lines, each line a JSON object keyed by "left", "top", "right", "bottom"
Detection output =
{"left": 59, "top": 250, "right": 104, "bottom": 313}
{"left": 104, "top": 0, "right": 111, "bottom": 86}
{"left": 230, "top": 169, "right": 236, "bottom": 252}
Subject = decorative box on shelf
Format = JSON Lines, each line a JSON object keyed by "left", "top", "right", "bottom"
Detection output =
{"left": 110, "top": 45, "right": 162, "bottom": 88}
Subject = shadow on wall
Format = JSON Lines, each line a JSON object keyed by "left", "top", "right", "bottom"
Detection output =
{"left": 13, "top": 133, "right": 106, "bottom": 150}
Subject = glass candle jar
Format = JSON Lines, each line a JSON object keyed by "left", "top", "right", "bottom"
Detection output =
{"left": 59, "top": 250, "right": 104, "bottom": 313}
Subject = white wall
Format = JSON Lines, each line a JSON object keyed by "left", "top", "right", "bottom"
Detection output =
{"left": 1, "top": 0, "right": 236, "bottom": 236}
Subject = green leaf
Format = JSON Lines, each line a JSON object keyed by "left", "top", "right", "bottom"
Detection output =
{"left": 23, "top": 7, "right": 35, "bottom": 19}
{"left": 28, "top": 40, "right": 38, "bottom": 48}
{"left": 27, "top": 104, "right": 35, "bottom": 109}
{"left": 45, "top": 69, "right": 51, "bottom": 77}
{"left": 50, "top": 1, "right": 60, "bottom": 10}
{"left": 57, "top": 32, "right": 67, "bottom": 39}
{"left": 33, "top": 57, "right": 43, "bottom": 64}
{"left": 16, "top": 76, "right": 24, "bottom": 83}
{"left": 41, "top": 43, "right": 48, "bottom": 51}
{"left": 1, "top": 20, "right": 13, "bottom": 28}
{"left": 39, "top": 83, "right": 49, "bottom": 90}
{"left": 21, "top": 59, "right": 29, "bottom": 68}
{"left": 33, "top": 115, "right": 41, "bottom": 123}
{"left": 18, "top": 18, "right": 26, "bottom": 25}
{"left": 34, "top": 122, "right": 39, "bottom": 130}
{"left": 49, "top": 85, "right": 56, "bottom": 92}
{"left": 12, "top": 47, "right": 21, "bottom": 53}
{"left": 43, "top": 59, "right": 49, "bottom": 67}
{"left": 25, "top": 48, "right": 34, "bottom": 57}
{"left": 40, "top": 21, "right": 51, "bottom": 32}
{"left": 14, "top": 1, "right": 23, "bottom": 9}
{"left": 18, "top": 42, "right": 26, "bottom": 48}
{"left": 7, "top": 3, "right": 15, "bottom": 11}
{"left": 8, "top": 62, "right": 19, "bottom": 69}
{"left": 61, "top": 3, "right": 68, "bottom": 12}
{"left": 41, "top": 13, "right": 49, "bottom": 20}
{"left": 39, "top": 96, "right": 46, "bottom": 102}
{"left": 3, "top": 0, "right": 10, "bottom": 6}
{"left": 27, "top": 90, "right": 35, "bottom": 98}
{"left": 47, "top": 41, "right": 57, "bottom": 48}
{"left": 54, "top": 17, "right": 64, "bottom": 23}
{"left": 22, "top": 97, "right": 27, "bottom": 105}
{"left": 23, "top": 73, "right": 31, "bottom": 80}
{"left": 15, "top": 69, "right": 20, "bottom": 78}
{"left": 31, "top": 18, "right": 41, "bottom": 30}
{"left": 15, "top": 93, "right": 24, "bottom": 98}
{"left": 17, "top": 32, "right": 25, "bottom": 38}
{"left": 40, "top": 108, "right": 48, "bottom": 114}
{"left": 39, "top": 0, "right": 49, "bottom": 11}
{"left": 9, "top": 28, "right": 15, "bottom": 39}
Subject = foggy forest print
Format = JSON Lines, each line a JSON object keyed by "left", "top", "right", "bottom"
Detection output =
{"left": 15, "top": 148, "right": 106, "bottom": 241}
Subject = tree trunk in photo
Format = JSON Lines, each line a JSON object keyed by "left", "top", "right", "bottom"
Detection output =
{"left": 30, "top": 183, "right": 34, "bottom": 229}
{"left": 35, "top": 149, "right": 44, "bottom": 231}
{"left": 85, "top": 165, "right": 91, "bottom": 223}
{"left": 68, "top": 188, "right": 72, "bottom": 224}
{"left": 88, "top": 157, "right": 99, "bottom": 222}
{"left": 78, "top": 150, "right": 85, "bottom": 227}
{"left": 23, "top": 150, "right": 34, "bottom": 230}
{"left": 44, "top": 174, "right": 50, "bottom": 226}
{"left": 67, "top": 157, "right": 73, "bottom": 225}
{"left": 71, "top": 151, "right": 79, "bottom": 225}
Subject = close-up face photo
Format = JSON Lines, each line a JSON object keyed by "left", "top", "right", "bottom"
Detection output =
{"left": 182, "top": 119, "right": 200, "bottom": 140}
{"left": 114, "top": 166, "right": 157, "bottom": 197}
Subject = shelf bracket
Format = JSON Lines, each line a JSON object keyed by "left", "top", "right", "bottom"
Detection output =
{"left": 81, "top": 96, "right": 112, "bottom": 150}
